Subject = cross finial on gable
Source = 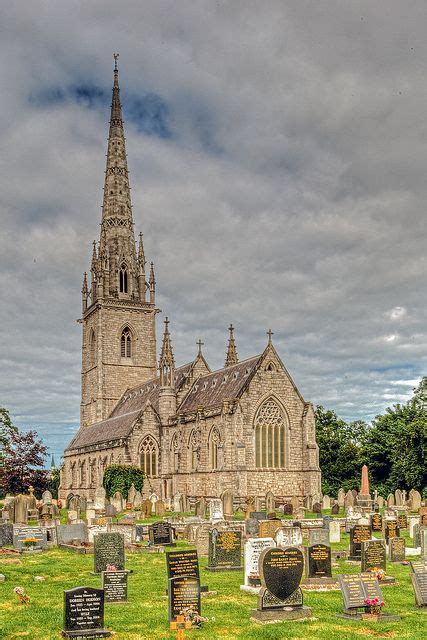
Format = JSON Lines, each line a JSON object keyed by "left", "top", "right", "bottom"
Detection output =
{"left": 267, "top": 329, "right": 274, "bottom": 344}
{"left": 196, "top": 339, "right": 204, "bottom": 356}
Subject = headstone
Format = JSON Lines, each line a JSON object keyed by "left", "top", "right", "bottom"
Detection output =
{"left": 195, "top": 497, "right": 206, "bottom": 518}
{"left": 328, "top": 520, "right": 341, "bottom": 543}
{"left": 42, "top": 490, "right": 53, "bottom": 505}
{"left": 387, "top": 493, "right": 395, "bottom": 508}
{"left": 13, "top": 526, "right": 47, "bottom": 551}
{"left": 167, "top": 549, "right": 200, "bottom": 580}
{"left": 258, "top": 519, "right": 281, "bottom": 540}
{"left": 149, "top": 521, "right": 174, "bottom": 546}
{"left": 361, "top": 539, "right": 386, "bottom": 572}
{"left": 308, "top": 528, "right": 329, "bottom": 547}
{"left": 371, "top": 513, "right": 383, "bottom": 532}
{"left": 104, "top": 504, "right": 117, "bottom": 519}
{"left": 384, "top": 519, "right": 400, "bottom": 541}
{"left": 250, "top": 511, "right": 267, "bottom": 521}
{"left": 244, "top": 496, "right": 256, "bottom": 519}
{"left": 245, "top": 518, "right": 260, "bottom": 537}
{"left": 222, "top": 490, "right": 234, "bottom": 519}
{"left": 276, "top": 527, "right": 302, "bottom": 548}
{"left": 282, "top": 502, "right": 293, "bottom": 516}
{"left": 168, "top": 576, "right": 201, "bottom": 622}
{"left": 135, "top": 525, "right": 144, "bottom": 543}
{"left": 410, "top": 560, "right": 427, "bottom": 573}
{"left": 127, "top": 484, "right": 137, "bottom": 506}
{"left": 88, "top": 525, "right": 108, "bottom": 543}
{"left": 395, "top": 489, "right": 403, "bottom": 506}
{"left": 331, "top": 503, "right": 339, "bottom": 515}
{"left": 338, "top": 573, "right": 384, "bottom": 615}
{"left": 207, "top": 528, "right": 242, "bottom": 571}
{"left": 172, "top": 494, "right": 183, "bottom": 513}
{"left": 337, "top": 488, "right": 345, "bottom": 508}
{"left": 102, "top": 570, "right": 128, "bottom": 602}
{"left": 14, "top": 495, "right": 28, "bottom": 524}
{"left": 322, "top": 495, "right": 331, "bottom": 510}
{"left": 265, "top": 492, "right": 275, "bottom": 514}
{"left": 94, "top": 487, "right": 106, "bottom": 511}
{"left": 63, "top": 586, "right": 110, "bottom": 638}
{"left": 142, "top": 499, "right": 152, "bottom": 518}
{"left": 411, "top": 572, "right": 427, "bottom": 607}
{"left": 389, "top": 537, "right": 405, "bottom": 563}
{"left": 155, "top": 500, "right": 166, "bottom": 518}
{"left": 195, "top": 524, "right": 211, "bottom": 557}
{"left": 250, "top": 546, "right": 311, "bottom": 623}
{"left": 344, "top": 490, "right": 355, "bottom": 512}
{"left": 242, "top": 538, "right": 275, "bottom": 589}
{"left": 398, "top": 514, "right": 408, "bottom": 529}
{"left": 306, "top": 544, "right": 332, "bottom": 579}
{"left": 349, "top": 524, "right": 371, "bottom": 559}
{"left": 208, "top": 498, "right": 223, "bottom": 522}
{"left": 133, "top": 491, "right": 142, "bottom": 509}
{"left": 56, "top": 523, "right": 88, "bottom": 545}
{"left": 410, "top": 490, "right": 422, "bottom": 511}
{"left": 413, "top": 524, "right": 421, "bottom": 548}
{"left": 93, "top": 533, "right": 125, "bottom": 574}
{"left": 408, "top": 516, "right": 420, "bottom": 538}
{"left": 0, "top": 523, "right": 13, "bottom": 546}
{"left": 110, "top": 492, "right": 123, "bottom": 513}
{"left": 109, "top": 524, "right": 134, "bottom": 546}
{"left": 312, "top": 502, "right": 322, "bottom": 514}
{"left": 421, "top": 528, "right": 427, "bottom": 558}
{"left": 67, "top": 510, "right": 78, "bottom": 524}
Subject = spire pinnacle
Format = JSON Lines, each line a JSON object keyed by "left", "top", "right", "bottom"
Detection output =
{"left": 160, "top": 317, "right": 175, "bottom": 387}
{"left": 113, "top": 52, "right": 119, "bottom": 72}
{"left": 82, "top": 272, "right": 88, "bottom": 293}
{"left": 225, "top": 324, "right": 238, "bottom": 367}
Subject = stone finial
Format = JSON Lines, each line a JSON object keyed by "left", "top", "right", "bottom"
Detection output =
{"left": 159, "top": 317, "right": 175, "bottom": 387}
{"left": 196, "top": 339, "right": 204, "bottom": 357}
{"left": 267, "top": 329, "right": 274, "bottom": 345}
{"left": 360, "top": 464, "right": 370, "bottom": 495}
{"left": 225, "top": 324, "right": 238, "bottom": 367}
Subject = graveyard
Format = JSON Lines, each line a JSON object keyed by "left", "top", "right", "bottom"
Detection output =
{"left": 0, "top": 491, "right": 426, "bottom": 640}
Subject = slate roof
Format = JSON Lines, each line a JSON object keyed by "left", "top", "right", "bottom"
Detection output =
{"left": 178, "top": 354, "right": 262, "bottom": 413}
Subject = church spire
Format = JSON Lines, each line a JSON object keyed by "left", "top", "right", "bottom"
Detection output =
{"left": 225, "top": 324, "right": 238, "bottom": 367}
{"left": 159, "top": 317, "right": 175, "bottom": 387}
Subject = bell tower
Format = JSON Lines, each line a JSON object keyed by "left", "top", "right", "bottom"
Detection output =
{"left": 80, "top": 55, "right": 158, "bottom": 427}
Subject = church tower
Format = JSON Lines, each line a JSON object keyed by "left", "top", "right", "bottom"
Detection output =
{"left": 80, "top": 56, "right": 158, "bottom": 427}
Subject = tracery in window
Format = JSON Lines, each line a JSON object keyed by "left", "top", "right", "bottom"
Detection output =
{"left": 89, "top": 329, "right": 96, "bottom": 367}
{"left": 255, "top": 399, "right": 285, "bottom": 468}
{"left": 209, "top": 426, "right": 221, "bottom": 470}
{"left": 121, "top": 327, "right": 132, "bottom": 358}
{"left": 189, "top": 429, "right": 200, "bottom": 471}
{"left": 140, "top": 435, "right": 158, "bottom": 477}
{"left": 119, "top": 263, "right": 128, "bottom": 293}
{"left": 171, "top": 432, "right": 179, "bottom": 473}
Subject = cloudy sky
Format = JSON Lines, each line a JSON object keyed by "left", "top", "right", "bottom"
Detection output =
{"left": 0, "top": 1, "right": 425, "bottom": 464}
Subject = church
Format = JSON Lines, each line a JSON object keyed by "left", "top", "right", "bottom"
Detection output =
{"left": 59, "top": 60, "right": 321, "bottom": 508}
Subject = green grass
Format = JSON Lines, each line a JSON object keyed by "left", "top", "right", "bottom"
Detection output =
{"left": 0, "top": 532, "right": 425, "bottom": 640}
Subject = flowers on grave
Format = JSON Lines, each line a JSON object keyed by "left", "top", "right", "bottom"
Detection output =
{"left": 13, "top": 586, "right": 30, "bottom": 605}
{"left": 106, "top": 564, "right": 117, "bottom": 572}
{"left": 369, "top": 567, "right": 385, "bottom": 581}
{"left": 23, "top": 537, "right": 37, "bottom": 548}
{"left": 364, "top": 596, "right": 385, "bottom": 615}
{"left": 179, "top": 607, "right": 208, "bottom": 628}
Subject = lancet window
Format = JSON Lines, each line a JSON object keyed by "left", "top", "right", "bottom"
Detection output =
{"left": 255, "top": 399, "right": 285, "bottom": 468}
{"left": 140, "top": 435, "right": 158, "bottom": 477}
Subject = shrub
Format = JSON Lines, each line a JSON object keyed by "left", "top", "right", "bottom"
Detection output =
{"left": 102, "top": 465, "right": 144, "bottom": 499}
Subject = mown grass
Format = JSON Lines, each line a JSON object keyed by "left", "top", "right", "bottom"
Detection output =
{"left": 0, "top": 528, "right": 425, "bottom": 640}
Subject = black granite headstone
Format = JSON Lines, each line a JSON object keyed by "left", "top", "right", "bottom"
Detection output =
{"left": 102, "top": 571, "right": 128, "bottom": 603}
{"left": 411, "top": 572, "right": 427, "bottom": 607}
{"left": 361, "top": 539, "right": 386, "bottom": 571}
{"left": 349, "top": 524, "right": 371, "bottom": 559}
{"left": 93, "top": 533, "right": 125, "bottom": 574}
{"left": 167, "top": 549, "right": 200, "bottom": 580}
{"left": 149, "top": 521, "right": 174, "bottom": 546}
{"left": 306, "top": 544, "right": 332, "bottom": 578}
{"left": 389, "top": 537, "right": 405, "bottom": 562}
{"left": 384, "top": 520, "right": 399, "bottom": 541}
{"left": 370, "top": 513, "right": 383, "bottom": 532}
{"left": 259, "top": 546, "right": 304, "bottom": 602}
{"left": 63, "top": 586, "right": 110, "bottom": 638}
{"left": 168, "top": 576, "right": 201, "bottom": 622}
{"left": 207, "top": 528, "right": 242, "bottom": 571}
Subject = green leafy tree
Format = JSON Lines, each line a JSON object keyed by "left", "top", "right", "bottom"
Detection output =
{"left": 315, "top": 406, "right": 367, "bottom": 495}
{"left": 362, "top": 377, "right": 427, "bottom": 496}
{"left": 0, "top": 408, "right": 18, "bottom": 465}
{"left": 102, "top": 465, "right": 144, "bottom": 499}
{"left": 48, "top": 467, "right": 61, "bottom": 499}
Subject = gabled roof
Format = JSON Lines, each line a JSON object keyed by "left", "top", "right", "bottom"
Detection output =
{"left": 178, "top": 354, "right": 262, "bottom": 414}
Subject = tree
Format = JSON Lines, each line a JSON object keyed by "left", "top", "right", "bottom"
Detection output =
{"left": 362, "top": 377, "right": 427, "bottom": 496}
{"left": 0, "top": 407, "right": 18, "bottom": 464}
{"left": 48, "top": 467, "right": 61, "bottom": 499}
{"left": 315, "top": 406, "right": 367, "bottom": 495}
{"left": 102, "top": 465, "right": 144, "bottom": 499}
{"left": 0, "top": 429, "right": 48, "bottom": 497}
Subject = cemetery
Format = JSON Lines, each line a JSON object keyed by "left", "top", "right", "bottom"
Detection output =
{"left": 0, "top": 478, "right": 426, "bottom": 639}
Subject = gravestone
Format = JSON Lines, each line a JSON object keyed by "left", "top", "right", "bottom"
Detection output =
{"left": 42, "top": 490, "right": 53, "bottom": 504}
{"left": 57, "top": 523, "right": 88, "bottom": 545}
{"left": 155, "top": 500, "right": 166, "bottom": 518}
{"left": 338, "top": 573, "right": 384, "bottom": 616}
{"left": 168, "top": 576, "right": 201, "bottom": 622}
{"left": 14, "top": 495, "right": 28, "bottom": 524}
{"left": 265, "top": 492, "right": 275, "bottom": 514}
{"left": 408, "top": 516, "right": 420, "bottom": 538}
{"left": 149, "top": 521, "right": 174, "bottom": 546}
{"left": 398, "top": 514, "right": 408, "bottom": 529}
{"left": 308, "top": 528, "right": 329, "bottom": 547}
{"left": 63, "top": 586, "right": 110, "bottom": 637}
{"left": 384, "top": 519, "right": 399, "bottom": 542}
{"left": 306, "top": 544, "right": 332, "bottom": 579}
{"left": 421, "top": 528, "right": 427, "bottom": 558}
{"left": 102, "top": 570, "right": 128, "bottom": 603}
{"left": 337, "top": 488, "right": 345, "bottom": 508}
{"left": 195, "top": 497, "right": 206, "bottom": 518}
{"left": 258, "top": 519, "right": 281, "bottom": 539}
{"left": 207, "top": 528, "right": 242, "bottom": 571}
{"left": 413, "top": 524, "right": 421, "bottom": 548}
{"left": 410, "top": 560, "right": 427, "bottom": 573}
{"left": 241, "top": 538, "right": 275, "bottom": 591}
{"left": 344, "top": 490, "right": 355, "bottom": 511}
{"left": 250, "top": 511, "right": 267, "bottom": 521}
{"left": 104, "top": 504, "right": 117, "bottom": 519}
{"left": 245, "top": 518, "right": 260, "bottom": 537}
{"left": 110, "top": 492, "right": 123, "bottom": 513}
{"left": 195, "top": 524, "right": 211, "bottom": 557}
{"left": 141, "top": 499, "right": 152, "bottom": 518}
{"left": 93, "top": 533, "right": 125, "bottom": 574}
{"left": 93, "top": 487, "right": 106, "bottom": 511}
{"left": 88, "top": 525, "right": 108, "bottom": 544}
{"left": 222, "top": 490, "right": 234, "bottom": 519}
{"left": 377, "top": 496, "right": 384, "bottom": 509}
{"left": 133, "top": 491, "right": 142, "bottom": 509}
{"left": 250, "top": 546, "right": 311, "bottom": 623}
{"left": 349, "top": 524, "right": 371, "bottom": 560}
{"left": 276, "top": 527, "right": 302, "bottom": 548}
{"left": 386, "top": 493, "right": 395, "bottom": 507}
{"left": 329, "top": 520, "right": 341, "bottom": 543}
{"left": 135, "top": 525, "right": 144, "bottom": 543}
{"left": 331, "top": 503, "right": 339, "bottom": 515}
{"left": 245, "top": 497, "right": 256, "bottom": 519}
{"left": 208, "top": 498, "right": 223, "bottom": 522}
{"left": 0, "top": 523, "right": 13, "bottom": 546}
{"left": 322, "top": 495, "right": 331, "bottom": 510}
{"left": 410, "top": 489, "right": 422, "bottom": 511}
{"left": 282, "top": 502, "right": 293, "bottom": 516}
{"left": 172, "top": 493, "right": 183, "bottom": 513}
{"left": 109, "top": 524, "right": 134, "bottom": 546}
{"left": 411, "top": 572, "right": 427, "bottom": 607}
{"left": 127, "top": 484, "right": 137, "bottom": 506}
{"left": 395, "top": 489, "right": 403, "bottom": 506}
{"left": 361, "top": 539, "right": 386, "bottom": 572}
{"left": 371, "top": 513, "right": 383, "bottom": 532}
{"left": 312, "top": 502, "right": 322, "bottom": 514}
{"left": 13, "top": 526, "right": 47, "bottom": 551}
{"left": 389, "top": 537, "right": 405, "bottom": 563}
{"left": 167, "top": 549, "right": 200, "bottom": 580}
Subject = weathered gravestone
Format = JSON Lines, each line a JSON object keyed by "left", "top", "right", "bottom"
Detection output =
{"left": 371, "top": 513, "right": 383, "bottom": 532}
{"left": 222, "top": 490, "right": 234, "bottom": 519}
{"left": 331, "top": 503, "right": 340, "bottom": 516}
{"left": 208, "top": 498, "right": 223, "bottom": 522}
{"left": 250, "top": 547, "right": 311, "bottom": 623}
{"left": 62, "top": 586, "right": 110, "bottom": 637}
{"left": 411, "top": 572, "right": 427, "bottom": 607}
{"left": 149, "top": 521, "right": 174, "bottom": 546}
{"left": 282, "top": 502, "right": 293, "bottom": 516}
{"left": 409, "top": 489, "right": 421, "bottom": 511}
{"left": 398, "top": 514, "right": 408, "bottom": 529}
{"left": 155, "top": 500, "right": 166, "bottom": 518}
{"left": 258, "top": 519, "right": 281, "bottom": 540}
{"left": 337, "top": 488, "right": 345, "bottom": 508}
{"left": 421, "top": 528, "right": 427, "bottom": 558}
{"left": 312, "top": 502, "right": 322, "bottom": 514}
{"left": 195, "top": 524, "right": 211, "bottom": 557}
{"left": 322, "top": 495, "right": 331, "bottom": 510}
{"left": 250, "top": 511, "right": 267, "bottom": 521}
{"left": 104, "top": 505, "right": 117, "bottom": 519}
{"left": 384, "top": 519, "right": 399, "bottom": 542}
{"left": 329, "top": 520, "right": 341, "bottom": 543}
{"left": 93, "top": 533, "right": 125, "bottom": 574}
{"left": 109, "top": 524, "right": 134, "bottom": 546}
{"left": 241, "top": 538, "right": 275, "bottom": 592}
{"left": 349, "top": 524, "right": 371, "bottom": 560}
{"left": 141, "top": 499, "right": 152, "bottom": 519}
{"left": 245, "top": 518, "right": 260, "bottom": 537}
{"left": 0, "top": 523, "right": 13, "bottom": 546}
{"left": 389, "top": 537, "right": 405, "bottom": 563}
{"left": 207, "top": 528, "right": 242, "bottom": 571}
{"left": 276, "top": 527, "right": 302, "bottom": 548}
{"left": 135, "top": 525, "right": 144, "bottom": 543}
{"left": 338, "top": 573, "right": 399, "bottom": 620}
{"left": 361, "top": 539, "right": 386, "bottom": 571}
{"left": 305, "top": 544, "right": 332, "bottom": 581}
{"left": 102, "top": 570, "right": 128, "bottom": 603}
{"left": 93, "top": 487, "right": 106, "bottom": 511}
{"left": 308, "top": 528, "right": 329, "bottom": 547}
{"left": 265, "top": 492, "right": 275, "bottom": 514}
{"left": 195, "top": 497, "right": 206, "bottom": 518}
{"left": 57, "top": 523, "right": 88, "bottom": 546}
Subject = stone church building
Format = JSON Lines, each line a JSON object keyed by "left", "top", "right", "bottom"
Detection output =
{"left": 60, "top": 60, "right": 321, "bottom": 506}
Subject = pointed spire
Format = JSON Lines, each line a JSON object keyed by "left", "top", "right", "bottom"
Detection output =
{"left": 82, "top": 272, "right": 88, "bottom": 294}
{"left": 138, "top": 232, "right": 145, "bottom": 265}
{"left": 91, "top": 240, "right": 97, "bottom": 267}
{"left": 149, "top": 262, "right": 156, "bottom": 303}
{"left": 225, "top": 324, "right": 238, "bottom": 367}
{"left": 82, "top": 272, "right": 88, "bottom": 312}
{"left": 159, "top": 317, "right": 175, "bottom": 387}
{"left": 50, "top": 454, "right": 56, "bottom": 469}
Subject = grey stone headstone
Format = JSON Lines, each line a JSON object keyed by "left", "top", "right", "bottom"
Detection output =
{"left": 93, "top": 532, "right": 125, "bottom": 573}
{"left": 56, "top": 523, "right": 88, "bottom": 545}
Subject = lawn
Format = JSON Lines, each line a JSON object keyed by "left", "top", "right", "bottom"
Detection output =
{"left": 0, "top": 529, "right": 425, "bottom": 640}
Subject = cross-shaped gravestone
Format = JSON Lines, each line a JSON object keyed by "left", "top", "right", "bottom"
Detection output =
{"left": 170, "top": 614, "right": 192, "bottom": 640}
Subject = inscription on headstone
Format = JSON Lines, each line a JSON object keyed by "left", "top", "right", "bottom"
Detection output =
{"left": 149, "top": 521, "right": 174, "bottom": 546}
{"left": 168, "top": 576, "right": 201, "bottom": 622}
{"left": 389, "top": 537, "right": 405, "bottom": 563}
{"left": 306, "top": 544, "right": 332, "bottom": 578}
{"left": 167, "top": 549, "right": 200, "bottom": 580}
{"left": 102, "top": 571, "right": 128, "bottom": 603}
{"left": 371, "top": 513, "right": 383, "bottom": 532}
{"left": 63, "top": 586, "right": 110, "bottom": 638}
{"left": 361, "top": 539, "right": 386, "bottom": 571}
{"left": 411, "top": 572, "right": 427, "bottom": 607}
{"left": 93, "top": 533, "right": 125, "bottom": 574}
{"left": 243, "top": 538, "right": 275, "bottom": 588}
{"left": 207, "top": 529, "right": 242, "bottom": 571}
{"left": 384, "top": 519, "right": 399, "bottom": 541}
{"left": 349, "top": 524, "right": 371, "bottom": 559}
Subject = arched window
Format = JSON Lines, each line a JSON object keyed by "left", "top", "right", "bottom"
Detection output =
{"left": 121, "top": 327, "right": 132, "bottom": 358}
{"left": 171, "top": 432, "right": 179, "bottom": 473}
{"left": 119, "top": 263, "right": 128, "bottom": 293}
{"left": 209, "top": 427, "right": 221, "bottom": 470}
{"left": 140, "top": 435, "right": 158, "bottom": 477}
{"left": 189, "top": 430, "right": 199, "bottom": 471}
{"left": 255, "top": 399, "right": 285, "bottom": 469}
{"left": 89, "top": 329, "right": 96, "bottom": 367}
